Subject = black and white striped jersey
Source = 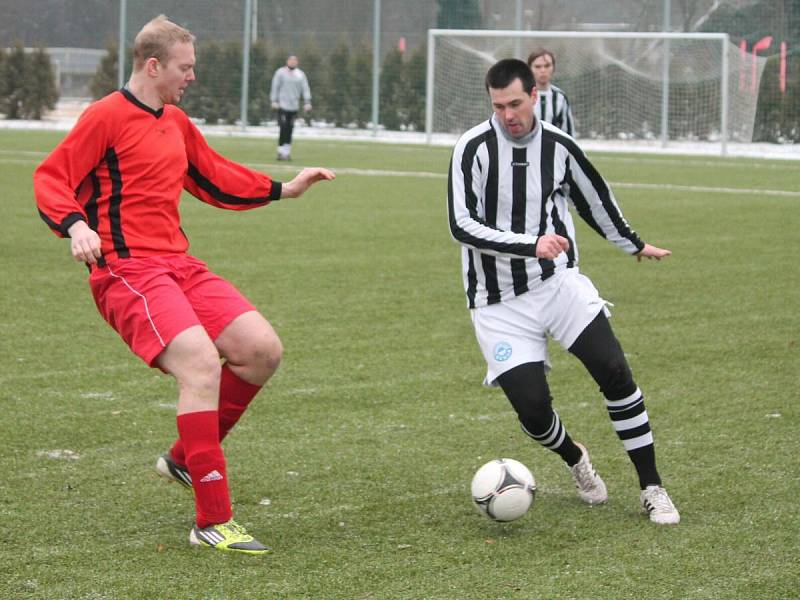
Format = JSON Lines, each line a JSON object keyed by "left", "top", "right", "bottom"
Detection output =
{"left": 535, "top": 84, "right": 574, "bottom": 136}
{"left": 447, "top": 116, "right": 644, "bottom": 309}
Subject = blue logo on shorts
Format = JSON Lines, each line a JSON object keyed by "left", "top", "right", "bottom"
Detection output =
{"left": 493, "top": 342, "right": 513, "bottom": 362}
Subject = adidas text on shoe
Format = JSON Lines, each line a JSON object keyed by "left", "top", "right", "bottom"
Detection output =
{"left": 569, "top": 443, "right": 608, "bottom": 505}
{"left": 641, "top": 485, "right": 680, "bottom": 525}
{"left": 155, "top": 452, "right": 193, "bottom": 491}
{"left": 189, "top": 520, "right": 270, "bottom": 555}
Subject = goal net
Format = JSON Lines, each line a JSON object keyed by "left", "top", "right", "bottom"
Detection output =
{"left": 426, "top": 30, "right": 766, "bottom": 153}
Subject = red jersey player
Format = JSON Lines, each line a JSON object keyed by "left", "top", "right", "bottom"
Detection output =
{"left": 33, "top": 15, "right": 335, "bottom": 555}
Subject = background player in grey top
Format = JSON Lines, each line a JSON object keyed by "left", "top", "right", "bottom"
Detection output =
{"left": 448, "top": 58, "right": 679, "bottom": 524}
{"left": 270, "top": 54, "right": 312, "bottom": 161}
{"left": 527, "top": 48, "right": 574, "bottom": 136}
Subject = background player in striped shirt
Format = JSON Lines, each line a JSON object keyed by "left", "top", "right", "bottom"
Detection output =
{"left": 34, "top": 15, "right": 334, "bottom": 554}
{"left": 448, "top": 58, "right": 679, "bottom": 524}
{"left": 527, "top": 48, "right": 575, "bottom": 136}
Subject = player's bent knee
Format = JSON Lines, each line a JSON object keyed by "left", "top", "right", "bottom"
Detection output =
{"left": 232, "top": 330, "right": 283, "bottom": 373}
{"left": 597, "top": 356, "right": 635, "bottom": 398}
{"left": 517, "top": 406, "right": 554, "bottom": 434}
{"left": 249, "top": 333, "right": 283, "bottom": 373}
{"left": 263, "top": 334, "right": 283, "bottom": 372}
{"left": 161, "top": 329, "right": 223, "bottom": 398}
{"left": 183, "top": 350, "right": 223, "bottom": 397}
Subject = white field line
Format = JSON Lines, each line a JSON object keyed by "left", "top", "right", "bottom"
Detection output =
{"left": 609, "top": 181, "right": 800, "bottom": 198}
{"left": 0, "top": 149, "right": 48, "bottom": 157}
{"left": 5, "top": 152, "right": 797, "bottom": 198}
{"left": 246, "top": 162, "right": 800, "bottom": 198}
{"left": 0, "top": 363, "right": 140, "bottom": 385}
{"left": 6, "top": 144, "right": 800, "bottom": 169}
{"left": 595, "top": 154, "right": 800, "bottom": 171}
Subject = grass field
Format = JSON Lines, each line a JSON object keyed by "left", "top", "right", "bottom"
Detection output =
{"left": 1, "top": 129, "right": 798, "bottom": 599}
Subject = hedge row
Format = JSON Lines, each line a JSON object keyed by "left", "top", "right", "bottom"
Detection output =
{"left": 6, "top": 39, "right": 795, "bottom": 142}
{"left": 0, "top": 45, "right": 59, "bottom": 120}
{"left": 91, "top": 41, "right": 427, "bottom": 130}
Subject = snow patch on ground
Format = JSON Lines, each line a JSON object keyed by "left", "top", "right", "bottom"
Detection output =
{"left": 2, "top": 112, "right": 797, "bottom": 161}
{"left": 37, "top": 449, "right": 81, "bottom": 460}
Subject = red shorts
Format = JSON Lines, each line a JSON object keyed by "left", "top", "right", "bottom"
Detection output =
{"left": 89, "top": 254, "right": 256, "bottom": 367}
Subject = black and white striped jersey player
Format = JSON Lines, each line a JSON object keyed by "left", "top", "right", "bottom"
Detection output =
{"left": 528, "top": 48, "right": 574, "bottom": 136}
{"left": 447, "top": 59, "right": 680, "bottom": 525}
{"left": 534, "top": 83, "right": 574, "bottom": 136}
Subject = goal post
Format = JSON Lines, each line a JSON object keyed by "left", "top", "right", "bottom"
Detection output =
{"left": 425, "top": 29, "right": 757, "bottom": 156}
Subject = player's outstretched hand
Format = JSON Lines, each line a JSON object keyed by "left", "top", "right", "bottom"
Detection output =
{"left": 67, "top": 220, "right": 102, "bottom": 265}
{"left": 636, "top": 243, "right": 671, "bottom": 262}
{"left": 282, "top": 167, "right": 336, "bottom": 199}
{"left": 535, "top": 233, "right": 569, "bottom": 260}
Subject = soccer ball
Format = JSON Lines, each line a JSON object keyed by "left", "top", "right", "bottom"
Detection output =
{"left": 471, "top": 458, "right": 536, "bottom": 522}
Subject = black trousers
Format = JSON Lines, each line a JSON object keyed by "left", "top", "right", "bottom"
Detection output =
{"left": 278, "top": 109, "right": 297, "bottom": 145}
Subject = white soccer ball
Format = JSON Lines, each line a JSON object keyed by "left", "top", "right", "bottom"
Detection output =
{"left": 471, "top": 458, "right": 536, "bottom": 522}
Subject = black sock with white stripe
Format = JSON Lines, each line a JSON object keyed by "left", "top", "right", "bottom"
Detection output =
{"left": 520, "top": 411, "right": 583, "bottom": 466}
{"left": 605, "top": 387, "right": 661, "bottom": 489}
{"left": 497, "top": 362, "right": 583, "bottom": 467}
{"left": 568, "top": 312, "right": 662, "bottom": 489}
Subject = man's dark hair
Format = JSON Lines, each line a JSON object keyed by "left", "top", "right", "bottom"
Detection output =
{"left": 526, "top": 48, "right": 555, "bottom": 69}
{"left": 485, "top": 58, "right": 535, "bottom": 94}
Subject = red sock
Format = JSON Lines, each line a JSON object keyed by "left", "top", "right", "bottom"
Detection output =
{"left": 177, "top": 410, "right": 232, "bottom": 528}
{"left": 218, "top": 364, "right": 262, "bottom": 441}
{"left": 170, "top": 364, "right": 262, "bottom": 466}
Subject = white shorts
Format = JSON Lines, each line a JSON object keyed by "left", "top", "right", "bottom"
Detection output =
{"left": 470, "top": 268, "right": 610, "bottom": 386}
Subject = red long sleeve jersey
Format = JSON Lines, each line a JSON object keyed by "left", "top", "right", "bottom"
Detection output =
{"left": 34, "top": 89, "right": 282, "bottom": 264}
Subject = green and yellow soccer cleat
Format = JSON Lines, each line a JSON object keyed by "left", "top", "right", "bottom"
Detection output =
{"left": 189, "top": 520, "right": 271, "bottom": 555}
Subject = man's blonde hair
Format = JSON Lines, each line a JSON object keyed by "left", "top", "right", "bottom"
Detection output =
{"left": 133, "top": 15, "right": 195, "bottom": 71}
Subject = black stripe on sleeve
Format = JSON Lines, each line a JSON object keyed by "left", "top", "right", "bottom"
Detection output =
{"left": 545, "top": 129, "right": 643, "bottom": 251}
{"left": 550, "top": 202, "right": 575, "bottom": 268}
{"left": 59, "top": 212, "right": 87, "bottom": 237}
{"left": 38, "top": 209, "right": 61, "bottom": 232}
{"left": 187, "top": 163, "right": 275, "bottom": 206}
{"left": 38, "top": 209, "right": 85, "bottom": 236}
{"left": 537, "top": 134, "right": 556, "bottom": 281}
{"left": 104, "top": 147, "right": 129, "bottom": 258}
{"left": 548, "top": 156, "right": 576, "bottom": 269}
{"left": 510, "top": 147, "right": 529, "bottom": 295}
{"left": 564, "top": 159, "right": 606, "bottom": 238}
{"left": 269, "top": 181, "right": 282, "bottom": 200}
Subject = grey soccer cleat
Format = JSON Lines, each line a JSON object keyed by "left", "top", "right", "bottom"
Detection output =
{"left": 568, "top": 443, "right": 609, "bottom": 505}
{"left": 641, "top": 485, "right": 680, "bottom": 525}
